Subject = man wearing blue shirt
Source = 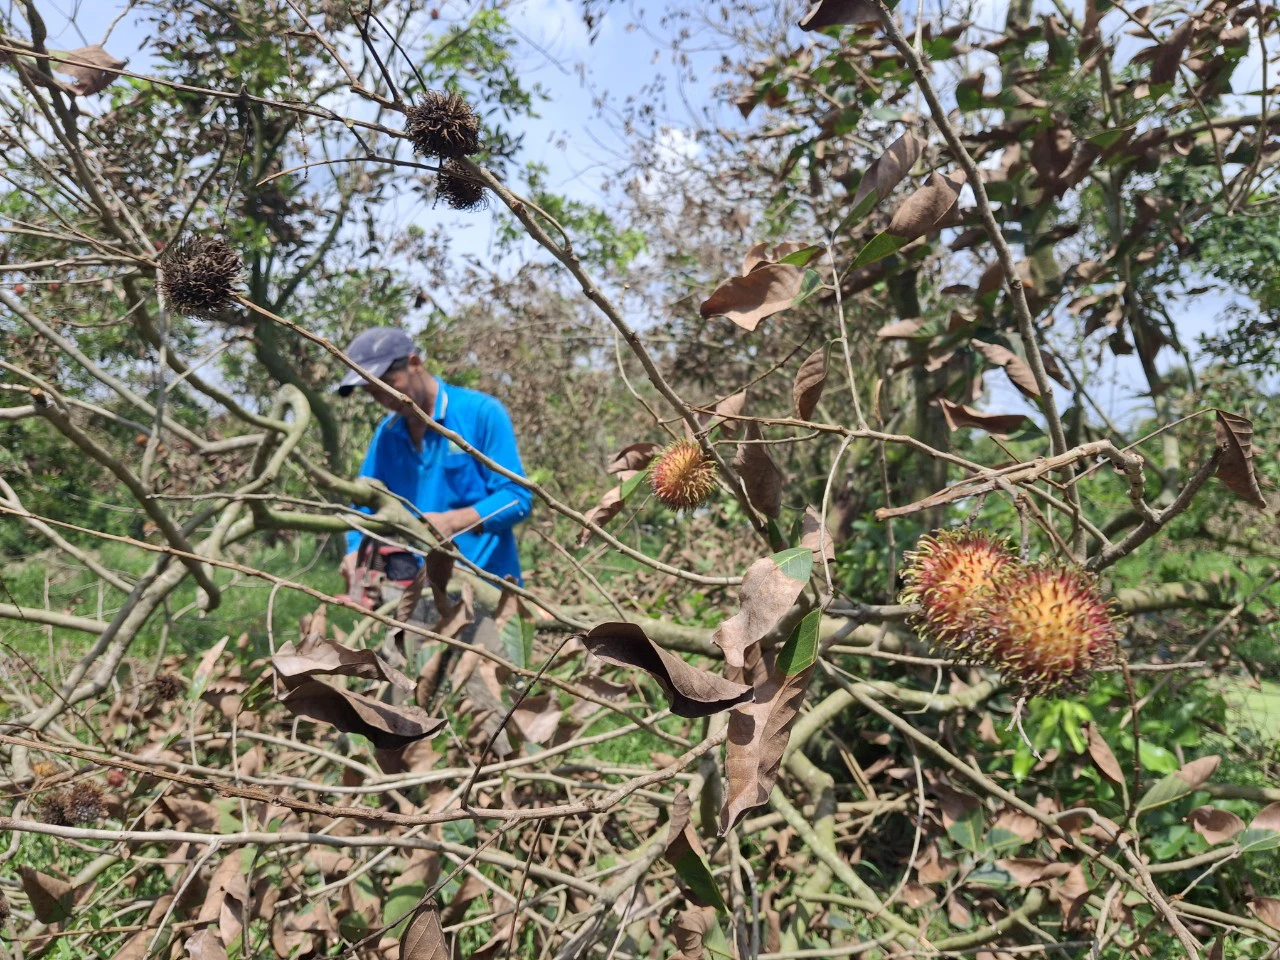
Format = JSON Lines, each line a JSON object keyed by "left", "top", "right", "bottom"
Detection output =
{"left": 336, "top": 327, "right": 533, "bottom": 587}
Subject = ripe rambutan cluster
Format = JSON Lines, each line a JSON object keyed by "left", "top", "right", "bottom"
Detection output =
{"left": 900, "top": 530, "right": 1123, "bottom": 696}
{"left": 649, "top": 439, "right": 718, "bottom": 511}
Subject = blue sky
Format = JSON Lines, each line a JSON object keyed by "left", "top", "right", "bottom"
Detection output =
{"left": 28, "top": 0, "right": 1273, "bottom": 429}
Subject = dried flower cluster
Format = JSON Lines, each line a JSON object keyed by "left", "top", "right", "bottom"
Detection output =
{"left": 901, "top": 530, "right": 1123, "bottom": 696}
{"left": 649, "top": 439, "right": 718, "bottom": 511}
{"left": 158, "top": 236, "right": 241, "bottom": 319}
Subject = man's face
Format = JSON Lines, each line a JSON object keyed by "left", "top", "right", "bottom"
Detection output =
{"left": 364, "top": 359, "right": 415, "bottom": 414}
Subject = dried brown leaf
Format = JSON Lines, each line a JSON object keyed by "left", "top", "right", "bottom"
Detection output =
{"left": 700, "top": 263, "right": 805, "bottom": 331}
{"left": 995, "top": 859, "right": 1072, "bottom": 887}
{"left": 1087, "top": 723, "right": 1126, "bottom": 785}
{"left": 19, "top": 867, "right": 73, "bottom": 924}
{"left": 711, "top": 555, "right": 810, "bottom": 670}
{"left": 888, "top": 171, "right": 965, "bottom": 241}
{"left": 798, "top": 0, "right": 879, "bottom": 29}
{"left": 850, "top": 131, "right": 925, "bottom": 213}
{"left": 993, "top": 809, "right": 1040, "bottom": 843}
{"left": 577, "top": 483, "right": 628, "bottom": 548}
{"left": 734, "top": 422, "right": 783, "bottom": 518}
{"left": 1213, "top": 410, "right": 1267, "bottom": 508}
{"left": 581, "top": 622, "right": 754, "bottom": 718}
{"left": 54, "top": 45, "right": 126, "bottom": 96}
{"left": 272, "top": 636, "right": 413, "bottom": 692}
{"left": 721, "top": 661, "right": 816, "bottom": 833}
{"left": 671, "top": 907, "right": 716, "bottom": 959}
{"left": 280, "top": 679, "right": 447, "bottom": 750}
{"left": 607, "top": 442, "right": 660, "bottom": 474}
{"left": 939, "top": 399, "right": 1029, "bottom": 438}
{"left": 1186, "top": 806, "right": 1246, "bottom": 845}
{"left": 400, "top": 903, "right": 448, "bottom": 960}
{"left": 876, "top": 318, "right": 927, "bottom": 339}
{"left": 971, "top": 339, "right": 1040, "bottom": 397}
{"left": 184, "top": 929, "right": 229, "bottom": 960}
{"left": 800, "top": 505, "right": 836, "bottom": 564}
{"left": 714, "top": 390, "right": 748, "bottom": 437}
{"left": 510, "top": 693, "right": 561, "bottom": 744}
{"left": 1250, "top": 801, "right": 1280, "bottom": 832}
{"left": 1175, "top": 754, "right": 1220, "bottom": 789}
{"left": 793, "top": 348, "right": 827, "bottom": 420}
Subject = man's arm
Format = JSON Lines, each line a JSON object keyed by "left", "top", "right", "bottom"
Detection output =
{"left": 429, "top": 399, "right": 532, "bottom": 538}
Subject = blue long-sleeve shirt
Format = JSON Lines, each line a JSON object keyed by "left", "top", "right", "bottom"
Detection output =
{"left": 346, "top": 378, "right": 533, "bottom": 582}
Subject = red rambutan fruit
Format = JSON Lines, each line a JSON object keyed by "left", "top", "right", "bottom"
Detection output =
{"left": 649, "top": 439, "right": 718, "bottom": 511}
{"left": 900, "top": 530, "right": 1016, "bottom": 655}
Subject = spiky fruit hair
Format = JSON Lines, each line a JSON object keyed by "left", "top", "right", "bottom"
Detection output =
{"left": 152, "top": 672, "right": 182, "bottom": 702}
{"left": 649, "top": 439, "right": 718, "bottom": 511}
{"left": 436, "top": 160, "right": 487, "bottom": 211}
{"left": 37, "top": 792, "right": 70, "bottom": 826}
{"left": 158, "top": 236, "right": 241, "bottom": 319}
{"left": 900, "top": 530, "right": 1015, "bottom": 656}
{"left": 405, "top": 90, "right": 481, "bottom": 159}
{"left": 65, "top": 782, "right": 104, "bottom": 824}
{"left": 974, "top": 564, "right": 1123, "bottom": 697}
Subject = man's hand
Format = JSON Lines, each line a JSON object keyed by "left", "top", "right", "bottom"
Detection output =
{"left": 339, "top": 550, "right": 360, "bottom": 593}
{"left": 424, "top": 508, "right": 483, "bottom": 541}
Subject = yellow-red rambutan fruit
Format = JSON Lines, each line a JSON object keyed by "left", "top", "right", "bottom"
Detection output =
{"left": 900, "top": 530, "right": 1015, "bottom": 655}
{"left": 649, "top": 439, "right": 718, "bottom": 511}
{"left": 975, "top": 564, "right": 1123, "bottom": 696}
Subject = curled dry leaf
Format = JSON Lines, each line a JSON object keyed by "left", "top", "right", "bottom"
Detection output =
{"left": 1086, "top": 723, "right": 1126, "bottom": 785}
{"left": 888, "top": 171, "right": 965, "bottom": 242}
{"left": 798, "top": 0, "right": 878, "bottom": 28}
{"left": 970, "top": 339, "right": 1040, "bottom": 397}
{"left": 734, "top": 422, "right": 783, "bottom": 518}
{"left": 18, "top": 867, "right": 74, "bottom": 924}
{"left": 850, "top": 131, "right": 925, "bottom": 217}
{"left": 721, "top": 610, "right": 821, "bottom": 833}
{"left": 939, "top": 399, "right": 1030, "bottom": 438}
{"left": 184, "top": 928, "right": 229, "bottom": 960}
{"left": 1213, "top": 410, "right": 1267, "bottom": 508}
{"left": 1186, "top": 806, "right": 1246, "bottom": 845}
{"left": 581, "top": 622, "right": 754, "bottom": 718}
{"left": 800, "top": 505, "right": 836, "bottom": 564}
{"left": 711, "top": 548, "right": 812, "bottom": 670}
{"left": 713, "top": 390, "right": 748, "bottom": 438}
{"left": 400, "top": 902, "right": 448, "bottom": 960}
{"left": 280, "top": 679, "right": 447, "bottom": 750}
{"left": 793, "top": 348, "right": 827, "bottom": 420}
{"left": 1250, "top": 897, "right": 1280, "bottom": 930}
{"left": 272, "top": 636, "right": 413, "bottom": 692}
{"left": 671, "top": 906, "right": 717, "bottom": 960}
{"left": 577, "top": 482, "right": 629, "bottom": 548}
{"left": 608, "top": 442, "right": 660, "bottom": 474}
{"left": 54, "top": 45, "right": 126, "bottom": 96}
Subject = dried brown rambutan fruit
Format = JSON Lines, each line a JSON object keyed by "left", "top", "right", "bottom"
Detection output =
{"left": 65, "top": 782, "right": 104, "bottom": 824}
{"left": 158, "top": 235, "right": 241, "bottom": 319}
{"left": 975, "top": 564, "right": 1123, "bottom": 697}
{"left": 900, "top": 530, "right": 1015, "bottom": 656}
{"left": 435, "top": 160, "right": 487, "bottom": 211}
{"left": 152, "top": 672, "right": 183, "bottom": 702}
{"left": 649, "top": 439, "right": 718, "bottom": 511}
{"left": 31, "top": 760, "right": 59, "bottom": 780}
{"left": 38, "top": 791, "right": 70, "bottom": 826}
{"left": 405, "top": 90, "right": 481, "bottom": 159}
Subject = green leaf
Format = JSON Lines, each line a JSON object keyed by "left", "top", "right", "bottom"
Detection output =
{"left": 383, "top": 882, "right": 427, "bottom": 937}
{"left": 985, "top": 827, "right": 1029, "bottom": 854}
{"left": 1087, "top": 126, "right": 1133, "bottom": 150}
{"left": 947, "top": 803, "right": 985, "bottom": 854}
{"left": 1136, "top": 773, "right": 1193, "bottom": 814}
{"left": 769, "top": 547, "right": 813, "bottom": 583}
{"left": 853, "top": 231, "right": 910, "bottom": 267}
{"left": 775, "top": 609, "right": 822, "bottom": 677}
{"left": 1237, "top": 828, "right": 1280, "bottom": 854}
{"left": 670, "top": 846, "right": 728, "bottom": 912}
{"left": 778, "top": 244, "right": 826, "bottom": 268}
{"left": 1138, "top": 742, "right": 1179, "bottom": 774}
{"left": 500, "top": 606, "right": 535, "bottom": 670}
{"left": 965, "top": 862, "right": 1015, "bottom": 889}
{"left": 620, "top": 467, "right": 650, "bottom": 501}
{"left": 793, "top": 269, "right": 822, "bottom": 306}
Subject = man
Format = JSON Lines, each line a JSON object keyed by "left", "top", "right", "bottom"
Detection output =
{"left": 336, "top": 327, "right": 533, "bottom": 587}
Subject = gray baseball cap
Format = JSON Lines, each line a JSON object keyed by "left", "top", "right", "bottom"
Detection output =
{"left": 336, "top": 327, "right": 416, "bottom": 396}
